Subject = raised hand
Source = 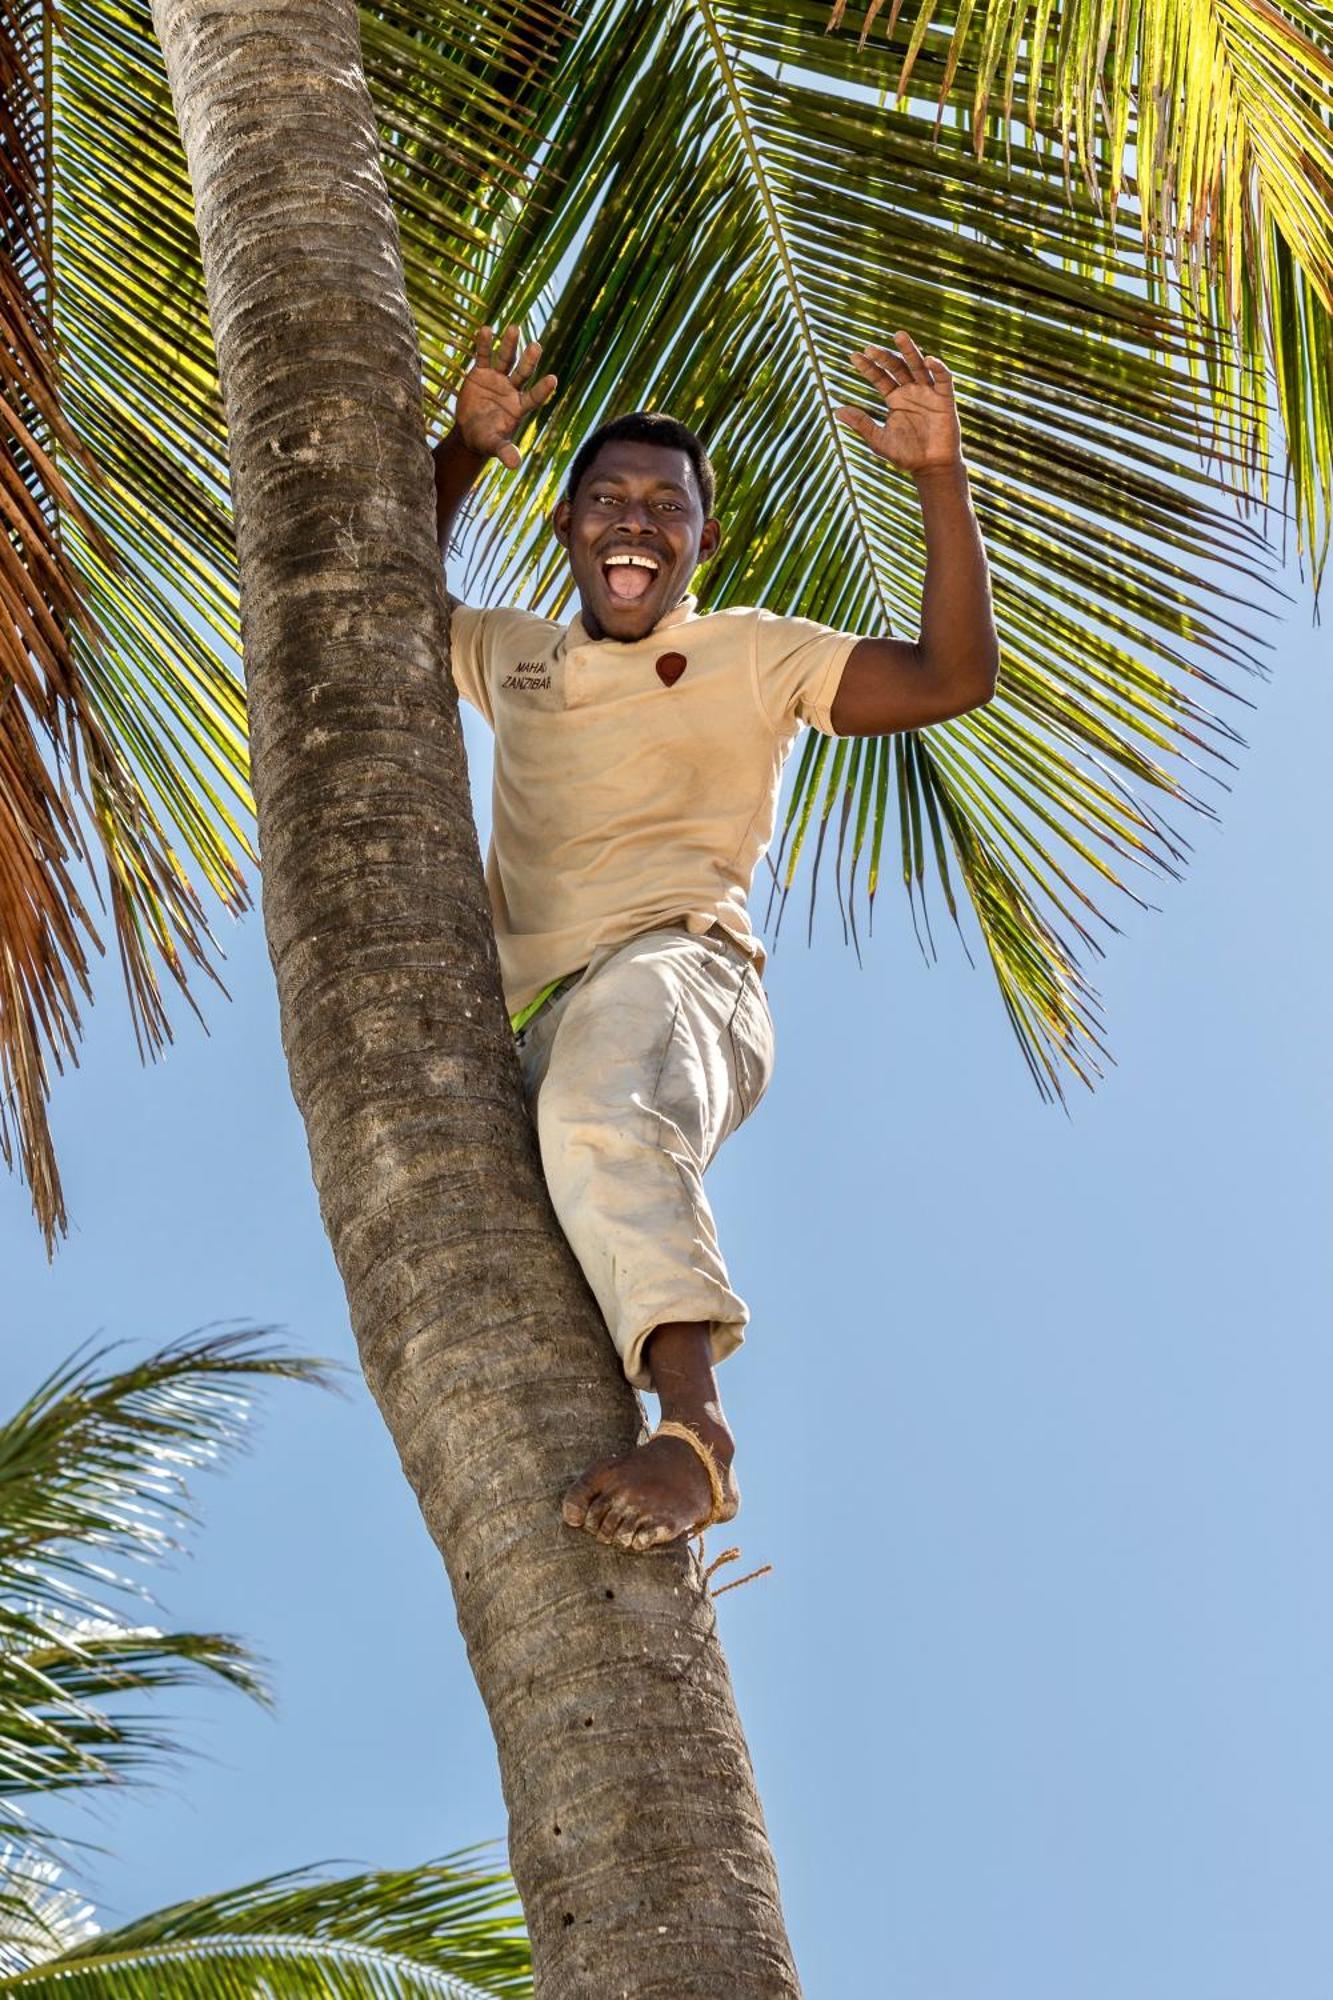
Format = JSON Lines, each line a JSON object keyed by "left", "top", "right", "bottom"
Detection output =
{"left": 440, "top": 323, "right": 559, "bottom": 470}
{"left": 835, "top": 330, "right": 963, "bottom": 474}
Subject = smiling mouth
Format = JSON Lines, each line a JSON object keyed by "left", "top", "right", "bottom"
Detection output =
{"left": 601, "top": 550, "right": 663, "bottom": 605}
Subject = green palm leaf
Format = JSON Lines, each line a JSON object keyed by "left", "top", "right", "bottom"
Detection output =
{"left": 0, "top": 1851, "right": 531, "bottom": 1997}
{"left": 829, "top": 0, "right": 1333, "bottom": 585}
{"left": 0, "top": 1330, "right": 327, "bottom": 1902}
{"left": 0, "top": 1855, "right": 96, "bottom": 1979}
{"left": 0, "top": 1335, "right": 534, "bottom": 1991}
{"left": 0, "top": 1622, "right": 264, "bottom": 1802}
{"left": 0, "top": 1328, "right": 330, "bottom": 1609}
{"left": 451, "top": 0, "right": 1308, "bottom": 1095}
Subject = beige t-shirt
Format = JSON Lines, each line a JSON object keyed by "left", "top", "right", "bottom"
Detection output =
{"left": 448, "top": 593, "right": 857, "bottom": 1016}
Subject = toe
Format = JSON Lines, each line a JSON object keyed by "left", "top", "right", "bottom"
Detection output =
{"left": 632, "top": 1520, "right": 674, "bottom": 1552}
{"left": 596, "top": 1496, "right": 636, "bottom": 1546}
{"left": 561, "top": 1472, "right": 598, "bottom": 1526}
{"left": 583, "top": 1488, "right": 624, "bottom": 1539}
{"left": 613, "top": 1511, "right": 648, "bottom": 1550}
{"left": 563, "top": 1457, "right": 619, "bottom": 1528}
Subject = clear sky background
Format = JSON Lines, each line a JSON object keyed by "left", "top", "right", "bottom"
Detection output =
{"left": 4, "top": 488, "right": 1331, "bottom": 1996}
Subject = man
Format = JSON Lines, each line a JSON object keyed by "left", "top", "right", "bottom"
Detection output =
{"left": 431, "top": 323, "right": 998, "bottom": 1556}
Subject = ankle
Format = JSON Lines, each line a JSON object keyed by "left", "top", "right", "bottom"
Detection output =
{"left": 656, "top": 1398, "right": 734, "bottom": 1468}
{"left": 644, "top": 1323, "right": 735, "bottom": 1467}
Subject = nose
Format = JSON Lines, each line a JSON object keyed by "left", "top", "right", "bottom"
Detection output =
{"left": 614, "top": 501, "right": 655, "bottom": 533}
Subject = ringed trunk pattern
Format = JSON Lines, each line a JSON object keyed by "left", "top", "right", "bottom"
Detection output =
{"left": 148, "top": 2, "right": 801, "bottom": 1992}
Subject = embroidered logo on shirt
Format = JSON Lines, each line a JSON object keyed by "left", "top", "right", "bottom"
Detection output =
{"left": 656, "top": 651, "right": 688, "bottom": 686}
{"left": 501, "top": 660, "right": 551, "bottom": 691}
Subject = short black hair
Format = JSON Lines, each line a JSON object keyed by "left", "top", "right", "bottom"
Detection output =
{"left": 564, "top": 411, "right": 716, "bottom": 516}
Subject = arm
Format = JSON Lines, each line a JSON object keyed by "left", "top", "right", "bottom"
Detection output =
{"left": 430, "top": 324, "right": 558, "bottom": 595}
{"left": 829, "top": 332, "right": 999, "bottom": 737}
{"left": 433, "top": 428, "right": 488, "bottom": 570}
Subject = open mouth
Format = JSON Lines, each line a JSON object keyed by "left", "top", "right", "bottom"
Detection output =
{"left": 600, "top": 550, "right": 663, "bottom": 605}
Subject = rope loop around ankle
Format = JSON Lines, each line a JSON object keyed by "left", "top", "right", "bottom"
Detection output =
{"left": 651, "top": 1419, "right": 726, "bottom": 1527}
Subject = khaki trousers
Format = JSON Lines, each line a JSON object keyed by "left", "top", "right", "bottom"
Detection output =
{"left": 515, "top": 922, "right": 776, "bottom": 1389}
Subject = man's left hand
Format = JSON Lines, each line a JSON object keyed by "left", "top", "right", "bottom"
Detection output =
{"left": 835, "top": 331, "right": 963, "bottom": 474}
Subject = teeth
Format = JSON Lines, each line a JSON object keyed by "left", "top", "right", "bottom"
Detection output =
{"left": 604, "top": 553, "right": 660, "bottom": 571}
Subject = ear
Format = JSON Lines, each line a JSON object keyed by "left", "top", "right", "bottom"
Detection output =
{"left": 552, "top": 496, "right": 571, "bottom": 547}
{"left": 698, "top": 516, "right": 722, "bottom": 564}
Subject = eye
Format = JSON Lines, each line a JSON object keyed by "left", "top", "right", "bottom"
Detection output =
{"left": 657, "top": 501, "right": 683, "bottom": 512}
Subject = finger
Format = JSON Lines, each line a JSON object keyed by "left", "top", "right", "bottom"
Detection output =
{"left": 518, "top": 371, "right": 559, "bottom": 414}
{"left": 854, "top": 348, "right": 909, "bottom": 404}
{"left": 892, "top": 329, "right": 933, "bottom": 384}
{"left": 510, "top": 339, "right": 542, "bottom": 390}
{"left": 496, "top": 323, "right": 521, "bottom": 373}
{"left": 861, "top": 342, "right": 911, "bottom": 383}
{"left": 834, "top": 405, "right": 880, "bottom": 446}
{"left": 496, "top": 440, "right": 522, "bottom": 472}
{"left": 855, "top": 345, "right": 908, "bottom": 386}
{"left": 474, "top": 324, "right": 494, "bottom": 368}
{"left": 925, "top": 355, "right": 953, "bottom": 387}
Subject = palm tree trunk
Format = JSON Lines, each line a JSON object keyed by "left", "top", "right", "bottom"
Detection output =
{"left": 148, "top": 2, "right": 800, "bottom": 1992}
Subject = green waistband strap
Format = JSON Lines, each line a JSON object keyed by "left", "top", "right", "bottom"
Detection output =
{"left": 509, "top": 976, "right": 569, "bottom": 1037}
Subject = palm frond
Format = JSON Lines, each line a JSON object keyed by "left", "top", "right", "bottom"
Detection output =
{"left": 0, "top": 1851, "right": 532, "bottom": 1998}
{"left": 4, "top": 0, "right": 573, "bottom": 1244}
{"left": 0, "top": 1338, "right": 527, "bottom": 1988}
{"left": 451, "top": 0, "right": 1305, "bottom": 1096}
{"left": 3, "top": 0, "right": 111, "bottom": 1243}
{"left": 0, "top": 1329, "right": 331, "bottom": 1612}
{"left": 364, "top": 0, "right": 576, "bottom": 415}
{"left": 0, "top": 1622, "right": 266, "bottom": 1806}
{"left": 2, "top": 0, "right": 252, "bottom": 1248}
{"left": 0, "top": 1331, "right": 328, "bottom": 1893}
{"left": 0, "top": 1853, "right": 96, "bottom": 1978}
{"left": 10, "top": 0, "right": 1324, "bottom": 1180}
{"left": 0, "top": 1614, "right": 261, "bottom": 1944}
{"left": 830, "top": 0, "right": 1333, "bottom": 589}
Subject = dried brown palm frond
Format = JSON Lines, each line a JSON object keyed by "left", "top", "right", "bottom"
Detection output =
{"left": 2, "top": 0, "right": 244, "bottom": 1245}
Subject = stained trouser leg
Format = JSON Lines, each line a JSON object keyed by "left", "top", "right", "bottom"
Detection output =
{"left": 517, "top": 926, "right": 774, "bottom": 1390}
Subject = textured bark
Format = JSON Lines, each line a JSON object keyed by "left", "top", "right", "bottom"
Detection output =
{"left": 148, "top": 4, "right": 800, "bottom": 1993}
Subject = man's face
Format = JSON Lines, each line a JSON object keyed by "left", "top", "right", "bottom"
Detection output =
{"left": 552, "top": 440, "right": 721, "bottom": 642}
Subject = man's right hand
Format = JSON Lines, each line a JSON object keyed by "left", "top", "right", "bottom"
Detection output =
{"left": 446, "top": 323, "right": 558, "bottom": 471}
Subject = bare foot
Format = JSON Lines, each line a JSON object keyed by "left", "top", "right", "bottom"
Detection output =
{"left": 563, "top": 1416, "right": 738, "bottom": 1553}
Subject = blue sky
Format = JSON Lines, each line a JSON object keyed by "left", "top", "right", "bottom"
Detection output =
{"left": 4, "top": 516, "right": 1331, "bottom": 1997}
